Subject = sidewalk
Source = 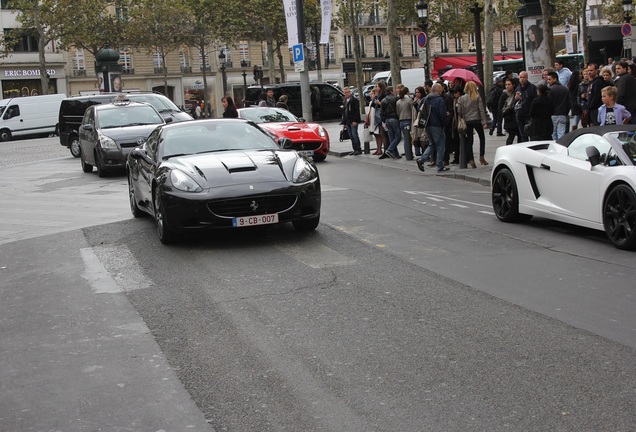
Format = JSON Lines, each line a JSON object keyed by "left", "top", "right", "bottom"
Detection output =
{"left": 321, "top": 120, "right": 507, "bottom": 187}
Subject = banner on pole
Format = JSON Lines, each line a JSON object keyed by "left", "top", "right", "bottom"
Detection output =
{"left": 320, "top": 0, "right": 332, "bottom": 45}
{"left": 283, "top": 0, "right": 298, "bottom": 48}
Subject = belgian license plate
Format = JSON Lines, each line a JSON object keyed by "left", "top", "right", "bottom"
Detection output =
{"left": 232, "top": 213, "right": 279, "bottom": 227}
{"left": 297, "top": 150, "right": 314, "bottom": 156}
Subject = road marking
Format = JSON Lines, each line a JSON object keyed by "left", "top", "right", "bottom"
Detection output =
{"left": 405, "top": 191, "right": 491, "bottom": 208}
{"left": 450, "top": 203, "right": 470, "bottom": 208}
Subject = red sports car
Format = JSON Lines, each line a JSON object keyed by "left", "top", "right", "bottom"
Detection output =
{"left": 237, "top": 107, "right": 330, "bottom": 162}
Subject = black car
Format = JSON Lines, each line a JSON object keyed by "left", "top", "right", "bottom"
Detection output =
{"left": 59, "top": 92, "right": 192, "bottom": 158}
{"left": 244, "top": 82, "right": 344, "bottom": 121}
{"left": 79, "top": 97, "right": 168, "bottom": 177}
{"left": 126, "top": 119, "right": 321, "bottom": 244}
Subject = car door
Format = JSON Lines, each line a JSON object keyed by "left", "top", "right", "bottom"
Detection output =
{"left": 135, "top": 129, "right": 160, "bottom": 210}
{"left": 2, "top": 104, "right": 22, "bottom": 136}
{"left": 78, "top": 107, "right": 98, "bottom": 164}
{"left": 318, "top": 84, "right": 344, "bottom": 120}
{"left": 533, "top": 135, "right": 607, "bottom": 223}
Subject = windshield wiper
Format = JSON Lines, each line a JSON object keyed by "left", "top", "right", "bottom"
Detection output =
{"left": 195, "top": 149, "right": 239, "bottom": 154}
{"left": 163, "top": 153, "right": 190, "bottom": 160}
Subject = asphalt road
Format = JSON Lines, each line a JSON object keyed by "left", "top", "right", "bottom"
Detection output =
{"left": 1, "top": 136, "right": 635, "bottom": 431}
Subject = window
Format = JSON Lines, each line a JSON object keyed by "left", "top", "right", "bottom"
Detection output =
{"left": 2, "top": 105, "right": 19, "bottom": 120}
{"left": 239, "top": 41, "right": 249, "bottom": 61}
{"left": 590, "top": 5, "right": 602, "bottom": 21}
{"left": 397, "top": 35, "right": 403, "bottom": 56}
{"left": 411, "top": 35, "right": 418, "bottom": 57}
{"left": 153, "top": 51, "right": 163, "bottom": 73}
{"left": 440, "top": 33, "right": 449, "bottom": 53}
{"left": 501, "top": 30, "right": 508, "bottom": 50}
{"left": 374, "top": 35, "right": 383, "bottom": 57}
{"left": 359, "top": 35, "right": 366, "bottom": 57}
{"left": 198, "top": 52, "right": 211, "bottom": 71}
{"left": 1, "top": 0, "right": 12, "bottom": 9}
{"left": 344, "top": 35, "right": 353, "bottom": 58}
{"left": 179, "top": 48, "right": 190, "bottom": 67}
{"left": 116, "top": 4, "right": 128, "bottom": 21}
{"left": 4, "top": 28, "right": 38, "bottom": 52}
{"left": 119, "top": 48, "right": 133, "bottom": 73}
{"left": 455, "top": 36, "right": 463, "bottom": 52}
{"left": 73, "top": 48, "right": 85, "bottom": 71}
{"left": 514, "top": 30, "right": 523, "bottom": 50}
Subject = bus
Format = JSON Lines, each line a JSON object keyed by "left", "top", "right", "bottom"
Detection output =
{"left": 467, "top": 53, "right": 585, "bottom": 75}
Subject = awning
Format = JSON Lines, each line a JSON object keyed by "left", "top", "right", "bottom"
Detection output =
{"left": 433, "top": 54, "right": 523, "bottom": 77}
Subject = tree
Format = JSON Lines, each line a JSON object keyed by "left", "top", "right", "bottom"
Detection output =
{"left": 127, "top": 0, "right": 191, "bottom": 98}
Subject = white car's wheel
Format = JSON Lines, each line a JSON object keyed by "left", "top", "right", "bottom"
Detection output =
{"left": 492, "top": 168, "right": 532, "bottom": 223}
{"left": 603, "top": 184, "right": 636, "bottom": 250}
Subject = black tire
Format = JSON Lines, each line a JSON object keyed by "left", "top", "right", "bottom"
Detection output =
{"left": 80, "top": 153, "right": 93, "bottom": 173}
{"left": 69, "top": 135, "right": 81, "bottom": 158}
{"left": 312, "top": 153, "right": 327, "bottom": 162}
{"left": 128, "top": 171, "right": 144, "bottom": 218}
{"left": 492, "top": 167, "right": 532, "bottom": 222}
{"left": 0, "top": 129, "right": 12, "bottom": 142}
{"left": 95, "top": 152, "right": 107, "bottom": 178}
{"left": 154, "top": 188, "right": 176, "bottom": 244}
{"left": 603, "top": 184, "right": 636, "bottom": 250}
{"left": 292, "top": 215, "right": 320, "bottom": 231}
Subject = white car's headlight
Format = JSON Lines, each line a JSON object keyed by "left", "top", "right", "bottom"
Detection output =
{"left": 292, "top": 158, "right": 317, "bottom": 183}
{"left": 170, "top": 169, "right": 202, "bottom": 192}
{"left": 99, "top": 135, "right": 117, "bottom": 149}
{"left": 317, "top": 125, "right": 326, "bottom": 137}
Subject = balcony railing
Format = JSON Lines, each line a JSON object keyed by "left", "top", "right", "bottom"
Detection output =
{"left": 181, "top": 66, "right": 192, "bottom": 73}
{"left": 200, "top": 66, "right": 211, "bottom": 72}
{"left": 122, "top": 68, "right": 135, "bottom": 75}
{"left": 72, "top": 69, "right": 87, "bottom": 77}
{"left": 154, "top": 67, "right": 166, "bottom": 74}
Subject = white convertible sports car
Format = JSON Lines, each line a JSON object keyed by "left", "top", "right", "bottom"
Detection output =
{"left": 491, "top": 125, "right": 636, "bottom": 250}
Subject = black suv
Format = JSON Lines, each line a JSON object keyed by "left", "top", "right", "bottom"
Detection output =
{"left": 244, "top": 82, "right": 344, "bottom": 121}
{"left": 79, "top": 97, "right": 168, "bottom": 177}
{"left": 59, "top": 92, "right": 192, "bottom": 157}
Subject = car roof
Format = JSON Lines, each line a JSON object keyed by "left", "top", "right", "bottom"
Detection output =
{"left": 555, "top": 125, "right": 636, "bottom": 147}
{"left": 94, "top": 100, "right": 151, "bottom": 111}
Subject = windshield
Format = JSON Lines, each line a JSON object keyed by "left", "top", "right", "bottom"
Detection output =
{"left": 160, "top": 121, "right": 278, "bottom": 159}
{"left": 98, "top": 105, "right": 164, "bottom": 128}
{"left": 128, "top": 94, "right": 180, "bottom": 113}
{"left": 239, "top": 107, "right": 298, "bottom": 123}
{"left": 611, "top": 131, "right": 636, "bottom": 165}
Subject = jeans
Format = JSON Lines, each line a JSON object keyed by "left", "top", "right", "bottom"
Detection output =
{"left": 400, "top": 119, "right": 413, "bottom": 159}
{"left": 490, "top": 110, "right": 503, "bottom": 135}
{"left": 419, "top": 126, "right": 445, "bottom": 171}
{"left": 551, "top": 115, "right": 567, "bottom": 140}
{"left": 346, "top": 122, "right": 361, "bottom": 151}
{"left": 516, "top": 114, "right": 530, "bottom": 142}
{"left": 385, "top": 118, "right": 401, "bottom": 154}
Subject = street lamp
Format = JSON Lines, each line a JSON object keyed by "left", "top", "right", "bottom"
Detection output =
{"left": 241, "top": 59, "right": 248, "bottom": 107}
{"left": 623, "top": 0, "right": 633, "bottom": 59}
{"left": 253, "top": 65, "right": 263, "bottom": 90}
{"left": 218, "top": 50, "right": 227, "bottom": 95}
{"left": 416, "top": 0, "right": 429, "bottom": 81}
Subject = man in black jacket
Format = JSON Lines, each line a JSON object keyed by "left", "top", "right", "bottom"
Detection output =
{"left": 546, "top": 71, "right": 570, "bottom": 139}
{"left": 615, "top": 60, "right": 636, "bottom": 124}
{"left": 514, "top": 71, "right": 537, "bottom": 142}
{"left": 341, "top": 87, "right": 363, "bottom": 155}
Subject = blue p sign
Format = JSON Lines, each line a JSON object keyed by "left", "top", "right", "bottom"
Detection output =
{"left": 293, "top": 44, "right": 304, "bottom": 63}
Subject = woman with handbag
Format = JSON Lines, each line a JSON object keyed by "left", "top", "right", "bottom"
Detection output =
{"left": 457, "top": 81, "right": 488, "bottom": 168}
{"left": 500, "top": 78, "right": 520, "bottom": 145}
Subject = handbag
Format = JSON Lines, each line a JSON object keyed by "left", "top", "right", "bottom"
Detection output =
{"left": 362, "top": 126, "right": 371, "bottom": 142}
{"left": 417, "top": 104, "right": 432, "bottom": 128}
{"left": 457, "top": 116, "right": 467, "bottom": 133}
{"left": 339, "top": 127, "right": 350, "bottom": 142}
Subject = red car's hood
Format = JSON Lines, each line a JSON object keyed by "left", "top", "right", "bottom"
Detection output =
{"left": 259, "top": 122, "right": 320, "bottom": 140}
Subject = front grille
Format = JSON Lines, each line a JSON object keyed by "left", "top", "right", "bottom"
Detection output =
{"left": 290, "top": 141, "right": 322, "bottom": 151}
{"left": 120, "top": 141, "right": 142, "bottom": 148}
{"left": 208, "top": 194, "right": 297, "bottom": 217}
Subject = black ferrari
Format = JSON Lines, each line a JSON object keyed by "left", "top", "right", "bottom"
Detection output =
{"left": 126, "top": 119, "right": 321, "bottom": 244}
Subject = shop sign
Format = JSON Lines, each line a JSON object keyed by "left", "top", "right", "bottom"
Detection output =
{"left": 191, "top": 79, "right": 204, "bottom": 90}
{"left": 3, "top": 69, "right": 57, "bottom": 77}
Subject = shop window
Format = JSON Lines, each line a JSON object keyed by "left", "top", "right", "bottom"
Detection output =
{"left": 3, "top": 28, "right": 38, "bottom": 52}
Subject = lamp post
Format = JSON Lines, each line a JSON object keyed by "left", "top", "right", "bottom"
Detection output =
{"left": 241, "top": 59, "right": 248, "bottom": 107}
{"left": 253, "top": 65, "right": 263, "bottom": 90}
{"left": 623, "top": 0, "right": 633, "bottom": 60}
{"left": 416, "top": 0, "right": 429, "bottom": 81}
{"left": 218, "top": 50, "right": 227, "bottom": 95}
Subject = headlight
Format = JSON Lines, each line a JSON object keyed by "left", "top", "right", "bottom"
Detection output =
{"left": 292, "top": 158, "right": 317, "bottom": 183}
{"left": 317, "top": 125, "right": 326, "bottom": 137}
{"left": 170, "top": 169, "right": 202, "bottom": 192}
{"left": 98, "top": 134, "right": 117, "bottom": 149}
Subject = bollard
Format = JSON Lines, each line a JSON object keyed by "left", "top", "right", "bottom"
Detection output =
{"left": 363, "top": 125, "right": 370, "bottom": 154}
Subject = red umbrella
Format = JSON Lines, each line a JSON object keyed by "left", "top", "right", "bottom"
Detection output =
{"left": 441, "top": 69, "right": 483, "bottom": 86}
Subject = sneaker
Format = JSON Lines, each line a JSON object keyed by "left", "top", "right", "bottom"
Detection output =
{"left": 379, "top": 153, "right": 389, "bottom": 159}
{"left": 350, "top": 150, "right": 362, "bottom": 155}
{"left": 416, "top": 159, "right": 425, "bottom": 172}
{"left": 384, "top": 150, "right": 396, "bottom": 159}
{"left": 437, "top": 167, "right": 450, "bottom": 172}
{"left": 489, "top": 129, "right": 494, "bottom": 136}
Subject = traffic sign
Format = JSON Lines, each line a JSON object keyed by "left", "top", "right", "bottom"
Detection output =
{"left": 417, "top": 32, "right": 428, "bottom": 48}
{"left": 622, "top": 23, "right": 632, "bottom": 37}
{"left": 292, "top": 43, "right": 304, "bottom": 63}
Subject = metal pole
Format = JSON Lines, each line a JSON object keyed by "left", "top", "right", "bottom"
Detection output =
{"left": 297, "top": 0, "right": 313, "bottom": 121}
{"left": 242, "top": 69, "right": 247, "bottom": 107}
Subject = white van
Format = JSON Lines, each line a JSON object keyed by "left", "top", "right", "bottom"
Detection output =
{"left": 0, "top": 94, "right": 66, "bottom": 141}
{"left": 370, "top": 69, "right": 426, "bottom": 93}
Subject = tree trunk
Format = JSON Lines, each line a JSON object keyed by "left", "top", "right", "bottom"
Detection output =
{"left": 34, "top": 2, "right": 49, "bottom": 95}
{"left": 540, "top": 0, "right": 556, "bottom": 66}
{"left": 162, "top": 52, "right": 169, "bottom": 97}
{"left": 276, "top": 43, "right": 286, "bottom": 82}
{"left": 484, "top": 0, "right": 494, "bottom": 94}
{"left": 200, "top": 42, "right": 209, "bottom": 118}
{"left": 387, "top": 0, "right": 400, "bottom": 86}
{"left": 349, "top": 0, "right": 366, "bottom": 116}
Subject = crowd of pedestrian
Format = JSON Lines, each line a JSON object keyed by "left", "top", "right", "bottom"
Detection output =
{"left": 339, "top": 56, "right": 636, "bottom": 171}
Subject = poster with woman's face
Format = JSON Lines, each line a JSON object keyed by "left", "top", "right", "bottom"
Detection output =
{"left": 523, "top": 16, "right": 547, "bottom": 84}
{"left": 110, "top": 74, "right": 122, "bottom": 92}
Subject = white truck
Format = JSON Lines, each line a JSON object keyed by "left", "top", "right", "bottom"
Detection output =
{"left": 0, "top": 94, "right": 66, "bottom": 141}
{"left": 369, "top": 68, "right": 426, "bottom": 92}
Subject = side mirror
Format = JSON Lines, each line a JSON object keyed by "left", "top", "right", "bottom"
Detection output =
{"left": 586, "top": 146, "right": 601, "bottom": 167}
{"left": 165, "top": 117, "right": 173, "bottom": 124}
{"left": 130, "top": 147, "right": 153, "bottom": 163}
{"left": 81, "top": 124, "right": 94, "bottom": 131}
{"left": 297, "top": 117, "right": 306, "bottom": 122}
{"left": 278, "top": 137, "right": 293, "bottom": 149}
